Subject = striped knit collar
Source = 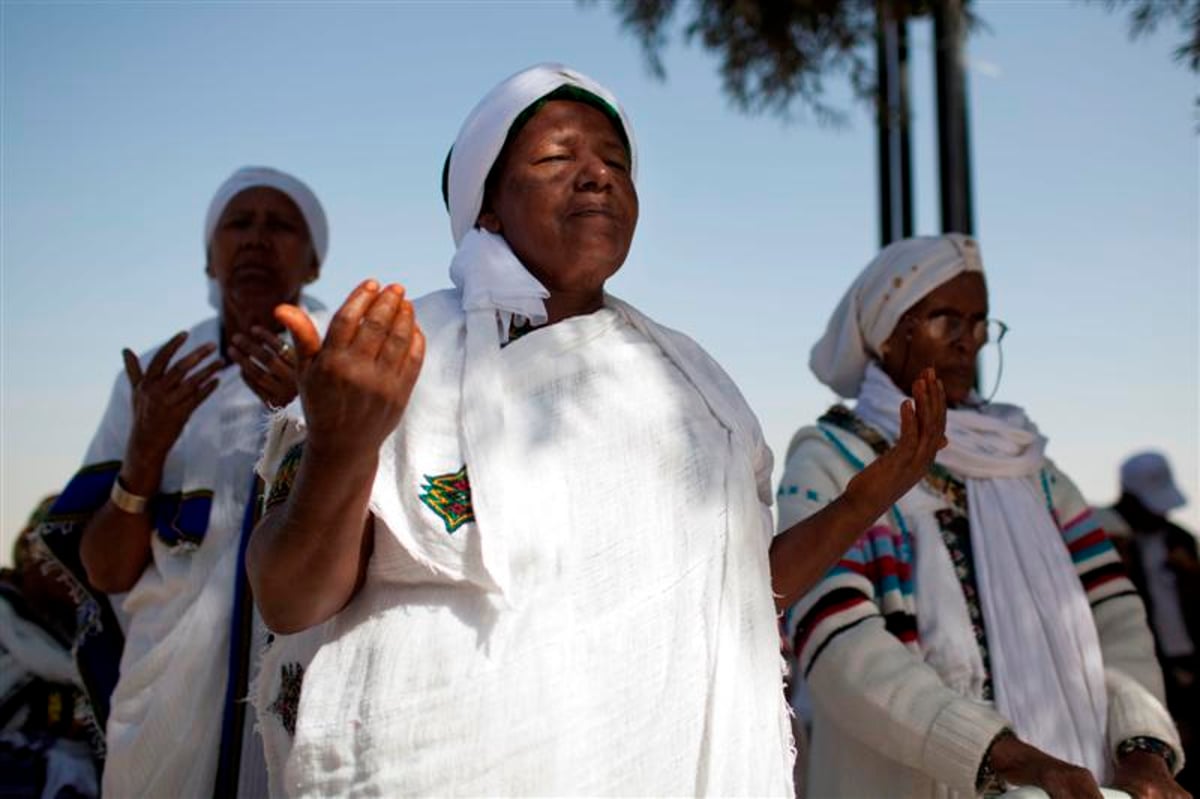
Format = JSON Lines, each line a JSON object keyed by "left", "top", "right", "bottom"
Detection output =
{"left": 819, "top": 404, "right": 968, "bottom": 511}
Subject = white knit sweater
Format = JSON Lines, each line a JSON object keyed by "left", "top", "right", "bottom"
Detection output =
{"left": 776, "top": 413, "right": 1181, "bottom": 798}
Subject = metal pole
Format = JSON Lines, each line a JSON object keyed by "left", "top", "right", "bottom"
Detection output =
{"left": 934, "top": 0, "right": 974, "bottom": 235}
{"left": 876, "top": 0, "right": 914, "bottom": 247}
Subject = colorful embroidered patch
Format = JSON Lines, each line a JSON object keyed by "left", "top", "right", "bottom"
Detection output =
{"left": 268, "top": 662, "right": 304, "bottom": 737}
{"left": 419, "top": 466, "right": 475, "bottom": 533}
{"left": 264, "top": 442, "right": 304, "bottom": 513}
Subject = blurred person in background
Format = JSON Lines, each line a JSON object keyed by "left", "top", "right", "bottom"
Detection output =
{"left": 778, "top": 235, "right": 1188, "bottom": 798}
{"left": 2, "top": 497, "right": 98, "bottom": 799}
{"left": 35, "top": 167, "right": 328, "bottom": 798}
{"left": 1101, "top": 451, "right": 1200, "bottom": 793}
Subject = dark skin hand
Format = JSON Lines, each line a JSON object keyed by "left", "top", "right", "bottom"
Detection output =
{"left": 1112, "top": 751, "right": 1191, "bottom": 799}
{"left": 770, "top": 367, "right": 948, "bottom": 609}
{"left": 80, "top": 185, "right": 314, "bottom": 594}
{"left": 80, "top": 332, "right": 223, "bottom": 592}
{"left": 228, "top": 324, "right": 300, "bottom": 408}
{"left": 989, "top": 734, "right": 1190, "bottom": 799}
{"left": 989, "top": 735, "right": 1105, "bottom": 799}
{"left": 247, "top": 281, "right": 426, "bottom": 634}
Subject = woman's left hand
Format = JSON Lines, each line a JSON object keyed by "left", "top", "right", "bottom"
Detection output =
{"left": 229, "top": 325, "right": 299, "bottom": 409}
{"left": 1112, "top": 751, "right": 1191, "bottom": 799}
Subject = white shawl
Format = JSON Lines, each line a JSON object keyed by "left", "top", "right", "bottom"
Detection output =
{"left": 91, "top": 302, "right": 320, "bottom": 797}
{"left": 855, "top": 362, "right": 1110, "bottom": 780}
{"left": 252, "top": 63, "right": 791, "bottom": 796}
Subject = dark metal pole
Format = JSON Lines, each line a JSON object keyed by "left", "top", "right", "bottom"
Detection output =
{"left": 934, "top": 0, "right": 974, "bottom": 235}
{"left": 876, "top": 0, "right": 914, "bottom": 247}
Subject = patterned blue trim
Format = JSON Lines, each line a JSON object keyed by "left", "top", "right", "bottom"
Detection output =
{"left": 151, "top": 491, "right": 214, "bottom": 549}
{"left": 213, "top": 473, "right": 262, "bottom": 795}
{"left": 51, "top": 461, "right": 121, "bottom": 518}
{"left": 37, "top": 463, "right": 126, "bottom": 759}
{"left": 820, "top": 425, "right": 913, "bottom": 564}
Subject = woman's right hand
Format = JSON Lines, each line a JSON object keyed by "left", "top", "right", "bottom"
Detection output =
{"left": 843, "top": 366, "right": 947, "bottom": 518}
{"left": 275, "top": 280, "right": 426, "bottom": 462}
{"left": 122, "top": 332, "right": 223, "bottom": 483}
{"left": 990, "top": 735, "right": 1104, "bottom": 799}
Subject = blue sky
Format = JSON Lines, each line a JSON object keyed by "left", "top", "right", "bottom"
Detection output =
{"left": 2, "top": 0, "right": 1197, "bottom": 557}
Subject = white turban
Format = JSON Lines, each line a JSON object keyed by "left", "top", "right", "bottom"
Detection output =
{"left": 203, "top": 166, "right": 329, "bottom": 266}
{"left": 445, "top": 63, "right": 637, "bottom": 245}
{"left": 810, "top": 233, "right": 984, "bottom": 398}
{"left": 436, "top": 64, "right": 637, "bottom": 601}
{"left": 444, "top": 64, "right": 638, "bottom": 334}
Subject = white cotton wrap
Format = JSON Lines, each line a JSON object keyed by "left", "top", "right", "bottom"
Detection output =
{"left": 251, "top": 63, "right": 793, "bottom": 797}
{"left": 434, "top": 63, "right": 638, "bottom": 598}
{"left": 855, "top": 362, "right": 1110, "bottom": 780}
{"left": 255, "top": 291, "right": 792, "bottom": 797}
{"left": 810, "top": 233, "right": 983, "bottom": 399}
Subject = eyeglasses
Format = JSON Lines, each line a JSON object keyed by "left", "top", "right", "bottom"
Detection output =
{"left": 917, "top": 315, "right": 1008, "bottom": 346}
{"left": 911, "top": 315, "right": 1010, "bottom": 404}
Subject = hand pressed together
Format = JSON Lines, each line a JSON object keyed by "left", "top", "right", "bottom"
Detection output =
{"left": 275, "top": 279, "right": 426, "bottom": 462}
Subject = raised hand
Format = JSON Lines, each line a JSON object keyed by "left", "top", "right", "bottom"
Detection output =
{"left": 770, "top": 368, "right": 947, "bottom": 608}
{"left": 123, "top": 331, "right": 223, "bottom": 472}
{"left": 843, "top": 367, "right": 947, "bottom": 518}
{"left": 275, "top": 280, "right": 426, "bottom": 461}
{"left": 229, "top": 325, "right": 299, "bottom": 409}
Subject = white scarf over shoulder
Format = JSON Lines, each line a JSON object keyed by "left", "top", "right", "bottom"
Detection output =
{"left": 855, "top": 363, "right": 1108, "bottom": 779}
{"left": 379, "top": 63, "right": 639, "bottom": 601}
{"left": 255, "top": 63, "right": 791, "bottom": 797}
{"left": 812, "top": 236, "right": 1108, "bottom": 779}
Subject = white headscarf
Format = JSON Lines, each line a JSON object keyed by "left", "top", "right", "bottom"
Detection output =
{"left": 445, "top": 63, "right": 637, "bottom": 339}
{"left": 203, "top": 166, "right": 328, "bottom": 313}
{"left": 426, "top": 64, "right": 638, "bottom": 600}
{"left": 810, "top": 233, "right": 982, "bottom": 398}
{"left": 204, "top": 166, "right": 329, "bottom": 265}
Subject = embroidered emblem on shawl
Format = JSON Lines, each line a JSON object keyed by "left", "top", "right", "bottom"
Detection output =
{"left": 419, "top": 466, "right": 475, "bottom": 533}
{"left": 264, "top": 442, "right": 304, "bottom": 513}
{"left": 268, "top": 662, "right": 304, "bottom": 737}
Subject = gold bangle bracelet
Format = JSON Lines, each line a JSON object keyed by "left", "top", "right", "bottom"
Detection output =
{"left": 110, "top": 477, "right": 149, "bottom": 515}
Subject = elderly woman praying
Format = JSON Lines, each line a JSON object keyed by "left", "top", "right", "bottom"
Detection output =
{"left": 247, "top": 64, "right": 945, "bottom": 797}
{"left": 778, "top": 234, "right": 1188, "bottom": 799}
{"left": 36, "top": 166, "right": 328, "bottom": 798}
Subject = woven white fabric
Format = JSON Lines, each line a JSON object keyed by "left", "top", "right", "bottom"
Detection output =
{"left": 90, "top": 303, "right": 322, "bottom": 798}
{"left": 855, "top": 363, "right": 1109, "bottom": 780}
{"left": 85, "top": 316, "right": 260, "bottom": 798}
{"left": 254, "top": 293, "right": 791, "bottom": 796}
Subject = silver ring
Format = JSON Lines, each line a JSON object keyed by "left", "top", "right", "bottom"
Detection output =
{"left": 278, "top": 342, "right": 294, "bottom": 360}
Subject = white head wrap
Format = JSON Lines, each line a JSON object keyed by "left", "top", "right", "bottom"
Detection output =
{"left": 445, "top": 63, "right": 637, "bottom": 336}
{"left": 810, "top": 233, "right": 983, "bottom": 398}
{"left": 436, "top": 64, "right": 637, "bottom": 601}
{"left": 204, "top": 166, "right": 329, "bottom": 266}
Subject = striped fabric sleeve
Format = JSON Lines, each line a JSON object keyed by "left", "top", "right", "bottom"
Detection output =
{"left": 1041, "top": 459, "right": 1138, "bottom": 607}
{"left": 791, "top": 526, "right": 913, "bottom": 677}
{"left": 776, "top": 436, "right": 876, "bottom": 664}
{"left": 777, "top": 434, "right": 919, "bottom": 676}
